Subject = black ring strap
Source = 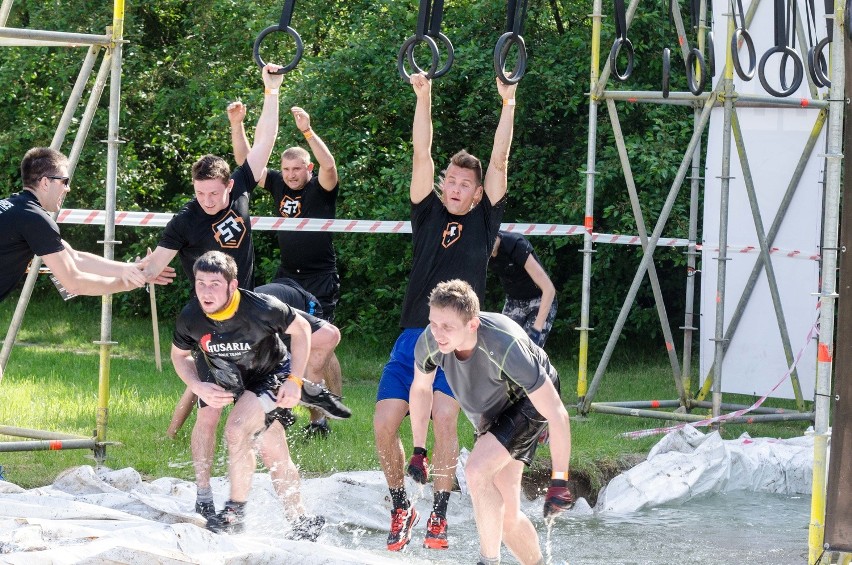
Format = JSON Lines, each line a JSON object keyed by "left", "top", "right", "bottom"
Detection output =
{"left": 495, "top": 0, "right": 529, "bottom": 84}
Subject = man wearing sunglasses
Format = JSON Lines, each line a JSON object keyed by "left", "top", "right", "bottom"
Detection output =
{"left": 0, "top": 147, "right": 167, "bottom": 304}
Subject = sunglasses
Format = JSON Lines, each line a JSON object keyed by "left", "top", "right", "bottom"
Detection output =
{"left": 46, "top": 175, "right": 70, "bottom": 187}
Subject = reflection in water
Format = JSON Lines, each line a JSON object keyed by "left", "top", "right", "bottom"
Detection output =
{"left": 321, "top": 492, "right": 810, "bottom": 564}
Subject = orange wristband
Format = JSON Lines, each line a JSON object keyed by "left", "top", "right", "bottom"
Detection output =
{"left": 503, "top": 98, "right": 516, "bottom": 106}
{"left": 287, "top": 374, "right": 304, "bottom": 387}
{"left": 302, "top": 129, "right": 313, "bottom": 140}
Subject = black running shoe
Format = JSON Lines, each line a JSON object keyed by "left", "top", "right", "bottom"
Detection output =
{"left": 303, "top": 420, "right": 331, "bottom": 439}
{"left": 206, "top": 503, "right": 245, "bottom": 534}
{"left": 290, "top": 514, "right": 326, "bottom": 541}
{"left": 300, "top": 381, "right": 352, "bottom": 420}
{"left": 195, "top": 500, "right": 216, "bottom": 521}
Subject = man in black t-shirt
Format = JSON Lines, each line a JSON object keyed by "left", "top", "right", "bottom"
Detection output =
{"left": 171, "top": 251, "right": 335, "bottom": 539}
{"left": 0, "top": 147, "right": 167, "bottom": 304}
{"left": 165, "top": 277, "right": 342, "bottom": 439}
{"left": 229, "top": 103, "right": 343, "bottom": 438}
{"left": 489, "top": 231, "right": 557, "bottom": 347}
{"left": 374, "top": 72, "right": 518, "bottom": 552}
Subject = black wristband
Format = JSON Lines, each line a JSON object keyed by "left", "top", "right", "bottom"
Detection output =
{"left": 550, "top": 479, "right": 568, "bottom": 488}
{"left": 413, "top": 447, "right": 428, "bottom": 457}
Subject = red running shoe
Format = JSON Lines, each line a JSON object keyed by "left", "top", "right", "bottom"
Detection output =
{"left": 423, "top": 512, "right": 448, "bottom": 549}
{"left": 386, "top": 507, "right": 419, "bottom": 551}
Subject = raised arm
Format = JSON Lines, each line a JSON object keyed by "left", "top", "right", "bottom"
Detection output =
{"left": 524, "top": 254, "right": 556, "bottom": 332}
{"left": 41, "top": 245, "right": 144, "bottom": 296}
{"left": 409, "top": 72, "right": 435, "bottom": 205}
{"left": 482, "top": 78, "right": 518, "bottom": 204}
{"left": 244, "top": 64, "right": 285, "bottom": 181}
{"left": 291, "top": 107, "right": 338, "bottom": 191}
{"left": 228, "top": 101, "right": 250, "bottom": 166}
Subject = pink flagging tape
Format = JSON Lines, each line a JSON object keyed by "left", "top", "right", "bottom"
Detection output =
{"left": 620, "top": 303, "right": 821, "bottom": 440}
{"left": 52, "top": 209, "right": 821, "bottom": 258}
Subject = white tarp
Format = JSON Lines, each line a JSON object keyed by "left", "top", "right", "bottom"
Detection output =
{"left": 595, "top": 426, "right": 815, "bottom": 513}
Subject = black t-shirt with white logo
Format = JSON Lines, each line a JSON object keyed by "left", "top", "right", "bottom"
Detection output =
{"left": 172, "top": 289, "right": 297, "bottom": 390}
{"left": 159, "top": 163, "right": 257, "bottom": 289}
{"left": 399, "top": 192, "right": 505, "bottom": 328}
{"left": 0, "top": 191, "right": 65, "bottom": 302}
{"left": 265, "top": 172, "right": 338, "bottom": 276}
{"left": 489, "top": 231, "right": 542, "bottom": 300}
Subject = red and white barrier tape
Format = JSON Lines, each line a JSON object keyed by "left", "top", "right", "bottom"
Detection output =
{"left": 620, "top": 304, "right": 821, "bottom": 439}
{"left": 55, "top": 209, "right": 821, "bottom": 259}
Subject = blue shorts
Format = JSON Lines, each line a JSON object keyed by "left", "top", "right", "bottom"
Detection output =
{"left": 376, "top": 328, "right": 453, "bottom": 402}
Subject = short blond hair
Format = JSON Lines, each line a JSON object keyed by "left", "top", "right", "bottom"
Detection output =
{"left": 281, "top": 146, "right": 311, "bottom": 165}
{"left": 428, "top": 279, "right": 480, "bottom": 323}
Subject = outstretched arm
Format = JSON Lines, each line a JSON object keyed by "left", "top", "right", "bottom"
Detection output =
{"left": 291, "top": 107, "right": 338, "bottom": 191}
{"left": 244, "top": 64, "right": 285, "bottom": 182}
{"left": 41, "top": 245, "right": 145, "bottom": 296}
{"left": 527, "top": 379, "right": 570, "bottom": 473}
{"left": 524, "top": 254, "right": 556, "bottom": 331}
{"left": 410, "top": 366, "right": 437, "bottom": 449}
{"left": 409, "top": 72, "right": 435, "bottom": 205}
{"left": 483, "top": 78, "right": 518, "bottom": 205}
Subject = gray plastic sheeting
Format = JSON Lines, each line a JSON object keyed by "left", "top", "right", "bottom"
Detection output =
{"left": 595, "top": 425, "right": 817, "bottom": 514}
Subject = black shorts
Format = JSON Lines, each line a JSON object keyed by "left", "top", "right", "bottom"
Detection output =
{"left": 480, "top": 396, "right": 548, "bottom": 466}
{"left": 277, "top": 270, "right": 340, "bottom": 323}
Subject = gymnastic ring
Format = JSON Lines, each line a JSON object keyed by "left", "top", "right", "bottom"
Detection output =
{"left": 662, "top": 48, "right": 671, "bottom": 98}
{"left": 408, "top": 32, "right": 454, "bottom": 79}
{"left": 494, "top": 32, "right": 528, "bottom": 85}
{"left": 707, "top": 30, "right": 716, "bottom": 77}
{"left": 397, "top": 34, "right": 439, "bottom": 82}
{"left": 253, "top": 25, "right": 304, "bottom": 74}
{"left": 758, "top": 45, "right": 804, "bottom": 97}
{"left": 731, "top": 28, "right": 756, "bottom": 81}
{"left": 609, "top": 36, "right": 635, "bottom": 82}
{"left": 685, "top": 47, "right": 707, "bottom": 95}
{"left": 808, "top": 37, "right": 830, "bottom": 88}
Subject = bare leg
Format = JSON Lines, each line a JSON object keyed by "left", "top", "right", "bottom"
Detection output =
{"left": 258, "top": 421, "right": 304, "bottom": 519}
{"left": 465, "top": 432, "right": 543, "bottom": 563}
{"left": 305, "top": 323, "right": 341, "bottom": 423}
{"left": 495, "top": 461, "right": 543, "bottom": 565}
{"left": 222, "top": 393, "right": 265, "bottom": 502}
{"left": 191, "top": 404, "right": 222, "bottom": 490}
{"left": 167, "top": 386, "right": 197, "bottom": 438}
{"left": 430, "top": 392, "right": 460, "bottom": 493}
{"left": 374, "top": 398, "right": 410, "bottom": 490}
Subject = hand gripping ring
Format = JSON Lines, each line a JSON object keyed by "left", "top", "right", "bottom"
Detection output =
{"left": 662, "top": 48, "right": 671, "bottom": 98}
{"left": 808, "top": 37, "right": 830, "bottom": 88}
{"left": 758, "top": 45, "right": 804, "bottom": 97}
{"left": 685, "top": 47, "right": 707, "bottom": 95}
{"left": 731, "top": 28, "right": 756, "bottom": 81}
{"left": 398, "top": 34, "right": 439, "bottom": 83}
{"left": 494, "top": 32, "right": 528, "bottom": 85}
{"left": 407, "top": 32, "right": 454, "bottom": 79}
{"left": 253, "top": 25, "right": 304, "bottom": 75}
{"left": 609, "top": 36, "right": 635, "bottom": 82}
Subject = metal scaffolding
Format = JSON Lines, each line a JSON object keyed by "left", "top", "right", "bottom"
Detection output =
{"left": 0, "top": 1, "right": 127, "bottom": 462}
{"left": 577, "top": 0, "right": 845, "bottom": 561}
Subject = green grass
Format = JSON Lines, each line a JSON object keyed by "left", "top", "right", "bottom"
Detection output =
{"left": 0, "top": 291, "right": 813, "bottom": 490}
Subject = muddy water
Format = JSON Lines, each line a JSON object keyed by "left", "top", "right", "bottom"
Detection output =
{"left": 317, "top": 491, "right": 810, "bottom": 564}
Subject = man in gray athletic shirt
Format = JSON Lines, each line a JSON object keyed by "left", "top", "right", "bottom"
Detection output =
{"left": 410, "top": 279, "right": 574, "bottom": 565}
